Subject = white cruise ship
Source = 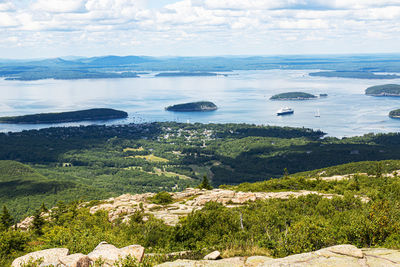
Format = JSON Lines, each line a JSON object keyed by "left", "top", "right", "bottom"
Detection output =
{"left": 276, "top": 107, "right": 294, "bottom": 116}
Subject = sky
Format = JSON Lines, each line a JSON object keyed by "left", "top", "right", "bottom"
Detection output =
{"left": 0, "top": 0, "right": 400, "bottom": 58}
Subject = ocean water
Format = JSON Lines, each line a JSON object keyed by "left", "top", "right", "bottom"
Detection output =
{"left": 1, "top": 69, "right": 400, "bottom": 137}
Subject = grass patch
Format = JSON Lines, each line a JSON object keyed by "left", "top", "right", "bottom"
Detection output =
{"left": 130, "top": 154, "right": 169, "bottom": 163}
{"left": 154, "top": 168, "right": 192, "bottom": 180}
{"left": 123, "top": 147, "right": 144, "bottom": 152}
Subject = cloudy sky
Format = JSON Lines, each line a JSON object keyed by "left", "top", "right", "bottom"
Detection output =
{"left": 1, "top": 0, "right": 400, "bottom": 58}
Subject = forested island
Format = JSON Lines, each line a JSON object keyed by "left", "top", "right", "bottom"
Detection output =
{"left": 365, "top": 84, "right": 400, "bottom": 96}
{"left": 309, "top": 71, "right": 400, "bottom": 79}
{"left": 155, "top": 72, "right": 220, "bottom": 77}
{"left": 0, "top": 108, "right": 128, "bottom": 124}
{"left": 270, "top": 92, "right": 317, "bottom": 100}
{"left": 165, "top": 101, "right": 218, "bottom": 111}
{"left": 389, "top": 109, "right": 400, "bottom": 118}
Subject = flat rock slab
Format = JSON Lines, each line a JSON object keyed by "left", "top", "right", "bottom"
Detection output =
{"left": 258, "top": 245, "right": 364, "bottom": 267}
{"left": 363, "top": 248, "right": 400, "bottom": 266}
{"left": 245, "top": 256, "right": 273, "bottom": 267}
{"left": 318, "top": 244, "right": 364, "bottom": 258}
{"left": 156, "top": 257, "right": 245, "bottom": 267}
{"left": 156, "top": 245, "right": 400, "bottom": 267}
{"left": 12, "top": 248, "right": 69, "bottom": 267}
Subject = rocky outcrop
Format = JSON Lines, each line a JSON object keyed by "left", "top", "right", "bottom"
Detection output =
{"left": 86, "top": 188, "right": 351, "bottom": 226}
{"left": 155, "top": 245, "right": 400, "bottom": 267}
{"left": 16, "top": 188, "right": 369, "bottom": 230}
{"left": 11, "top": 242, "right": 144, "bottom": 267}
{"left": 16, "top": 215, "right": 34, "bottom": 231}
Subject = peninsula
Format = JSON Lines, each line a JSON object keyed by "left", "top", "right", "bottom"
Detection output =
{"left": 0, "top": 108, "right": 128, "bottom": 124}
{"left": 270, "top": 92, "right": 317, "bottom": 100}
{"left": 165, "top": 101, "right": 218, "bottom": 112}
{"left": 365, "top": 84, "right": 400, "bottom": 96}
{"left": 5, "top": 71, "right": 139, "bottom": 81}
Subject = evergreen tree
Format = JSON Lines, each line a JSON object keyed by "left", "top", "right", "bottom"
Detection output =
{"left": 198, "top": 175, "right": 213, "bottom": 190}
{"left": 284, "top": 168, "right": 289, "bottom": 178}
{"left": 39, "top": 202, "right": 48, "bottom": 213}
{"left": 375, "top": 162, "right": 383, "bottom": 179}
{"left": 31, "top": 209, "right": 45, "bottom": 236}
{"left": 0, "top": 205, "right": 14, "bottom": 231}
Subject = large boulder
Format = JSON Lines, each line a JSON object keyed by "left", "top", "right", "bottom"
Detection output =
{"left": 58, "top": 253, "right": 91, "bottom": 267}
{"left": 12, "top": 248, "right": 69, "bottom": 267}
{"left": 87, "top": 241, "right": 145, "bottom": 266}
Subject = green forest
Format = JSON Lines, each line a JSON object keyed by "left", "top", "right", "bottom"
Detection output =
{"left": 3, "top": 159, "right": 400, "bottom": 266}
{"left": 3, "top": 122, "right": 400, "bottom": 221}
{"left": 3, "top": 122, "right": 400, "bottom": 265}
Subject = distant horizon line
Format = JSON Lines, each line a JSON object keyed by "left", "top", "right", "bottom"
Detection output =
{"left": 1, "top": 52, "right": 400, "bottom": 61}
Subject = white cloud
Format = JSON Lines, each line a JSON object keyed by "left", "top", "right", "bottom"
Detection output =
{"left": 193, "top": 0, "right": 400, "bottom": 10}
{"left": 0, "top": 12, "right": 18, "bottom": 27}
{"left": 275, "top": 19, "right": 330, "bottom": 29}
{"left": 32, "top": 0, "right": 87, "bottom": 13}
{"left": 0, "top": 1, "right": 14, "bottom": 12}
{"left": 0, "top": 0, "right": 399, "bottom": 57}
{"left": 325, "top": 0, "right": 400, "bottom": 9}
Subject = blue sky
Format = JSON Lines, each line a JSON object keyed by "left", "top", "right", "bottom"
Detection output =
{"left": 0, "top": 0, "right": 399, "bottom": 58}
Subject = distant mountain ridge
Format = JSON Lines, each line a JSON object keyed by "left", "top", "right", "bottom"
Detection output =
{"left": 77, "top": 55, "right": 156, "bottom": 66}
{"left": 1, "top": 54, "right": 400, "bottom": 80}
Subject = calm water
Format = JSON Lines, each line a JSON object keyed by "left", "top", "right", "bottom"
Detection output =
{"left": 1, "top": 69, "right": 400, "bottom": 137}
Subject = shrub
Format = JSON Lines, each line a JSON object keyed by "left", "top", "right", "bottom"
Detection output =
{"left": 150, "top": 192, "right": 173, "bottom": 205}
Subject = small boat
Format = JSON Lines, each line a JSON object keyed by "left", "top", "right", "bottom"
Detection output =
{"left": 276, "top": 107, "right": 294, "bottom": 116}
{"left": 315, "top": 108, "right": 320, "bottom": 117}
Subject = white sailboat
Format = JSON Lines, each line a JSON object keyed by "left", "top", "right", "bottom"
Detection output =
{"left": 315, "top": 108, "right": 320, "bottom": 117}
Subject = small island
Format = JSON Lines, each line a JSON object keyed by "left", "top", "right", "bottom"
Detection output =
{"left": 165, "top": 101, "right": 218, "bottom": 112}
{"left": 155, "top": 72, "right": 221, "bottom": 77}
{"left": 0, "top": 108, "right": 128, "bottom": 124}
{"left": 389, "top": 109, "right": 400, "bottom": 119}
{"left": 309, "top": 71, "right": 400, "bottom": 79}
{"left": 365, "top": 84, "right": 400, "bottom": 96}
{"left": 270, "top": 92, "right": 317, "bottom": 100}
